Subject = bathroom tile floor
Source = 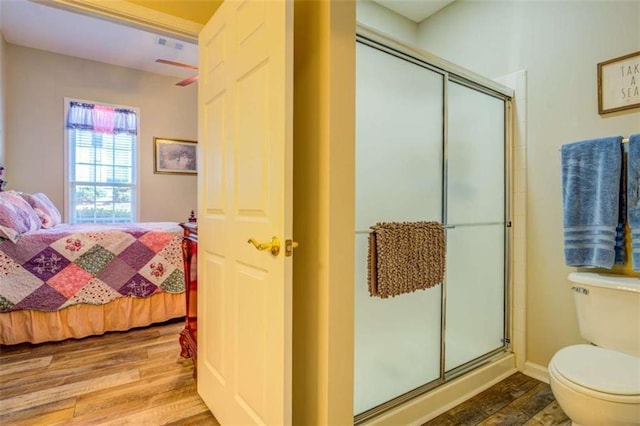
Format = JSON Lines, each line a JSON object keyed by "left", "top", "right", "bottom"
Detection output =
{"left": 423, "top": 372, "right": 571, "bottom": 425}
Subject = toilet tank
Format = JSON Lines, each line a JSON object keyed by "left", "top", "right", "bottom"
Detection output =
{"left": 568, "top": 272, "right": 640, "bottom": 357}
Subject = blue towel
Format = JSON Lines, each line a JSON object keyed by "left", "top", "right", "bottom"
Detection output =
{"left": 615, "top": 142, "right": 628, "bottom": 265}
{"left": 628, "top": 134, "right": 640, "bottom": 271}
{"left": 561, "top": 136, "right": 623, "bottom": 268}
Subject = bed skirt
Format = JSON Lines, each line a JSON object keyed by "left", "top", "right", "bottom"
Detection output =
{"left": 0, "top": 292, "right": 185, "bottom": 345}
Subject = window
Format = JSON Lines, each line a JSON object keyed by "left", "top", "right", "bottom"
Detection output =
{"left": 65, "top": 99, "right": 139, "bottom": 224}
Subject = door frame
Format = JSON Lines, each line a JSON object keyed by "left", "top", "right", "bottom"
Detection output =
{"left": 47, "top": 0, "right": 204, "bottom": 42}
{"left": 292, "top": 2, "right": 356, "bottom": 424}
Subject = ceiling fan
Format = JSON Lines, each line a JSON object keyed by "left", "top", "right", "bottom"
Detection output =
{"left": 155, "top": 59, "right": 198, "bottom": 86}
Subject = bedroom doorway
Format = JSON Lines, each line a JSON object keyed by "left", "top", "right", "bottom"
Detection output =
{"left": 5, "top": 1, "right": 355, "bottom": 424}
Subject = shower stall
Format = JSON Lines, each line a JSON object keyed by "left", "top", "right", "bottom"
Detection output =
{"left": 354, "top": 35, "right": 512, "bottom": 421}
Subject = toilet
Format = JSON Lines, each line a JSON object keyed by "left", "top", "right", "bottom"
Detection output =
{"left": 548, "top": 272, "right": 640, "bottom": 425}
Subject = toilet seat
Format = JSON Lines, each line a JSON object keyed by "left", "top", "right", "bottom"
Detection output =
{"left": 549, "top": 344, "right": 640, "bottom": 403}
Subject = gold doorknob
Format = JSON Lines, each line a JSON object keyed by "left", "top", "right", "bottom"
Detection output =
{"left": 247, "top": 236, "right": 280, "bottom": 256}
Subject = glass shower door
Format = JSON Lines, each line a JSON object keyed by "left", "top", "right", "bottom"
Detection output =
{"left": 354, "top": 42, "right": 444, "bottom": 415}
{"left": 444, "top": 81, "right": 506, "bottom": 372}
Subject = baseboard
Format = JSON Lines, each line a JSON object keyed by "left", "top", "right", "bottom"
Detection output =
{"left": 522, "top": 360, "right": 549, "bottom": 384}
{"left": 363, "top": 354, "right": 517, "bottom": 425}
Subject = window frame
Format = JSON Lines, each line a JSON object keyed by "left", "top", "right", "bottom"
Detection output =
{"left": 63, "top": 97, "right": 141, "bottom": 224}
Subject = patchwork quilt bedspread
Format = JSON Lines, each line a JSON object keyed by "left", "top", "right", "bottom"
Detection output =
{"left": 0, "top": 222, "right": 185, "bottom": 312}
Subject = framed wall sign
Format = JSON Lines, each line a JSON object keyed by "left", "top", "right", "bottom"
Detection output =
{"left": 154, "top": 137, "right": 197, "bottom": 175}
{"left": 597, "top": 51, "right": 640, "bottom": 114}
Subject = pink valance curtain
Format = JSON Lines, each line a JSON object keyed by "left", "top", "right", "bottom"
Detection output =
{"left": 93, "top": 105, "right": 116, "bottom": 134}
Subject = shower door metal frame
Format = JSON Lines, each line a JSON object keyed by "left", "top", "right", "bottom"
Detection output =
{"left": 354, "top": 29, "right": 514, "bottom": 424}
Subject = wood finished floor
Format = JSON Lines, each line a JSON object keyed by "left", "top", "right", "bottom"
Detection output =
{"left": 1, "top": 320, "right": 569, "bottom": 425}
{"left": 0, "top": 318, "right": 218, "bottom": 425}
{"left": 422, "top": 372, "right": 570, "bottom": 426}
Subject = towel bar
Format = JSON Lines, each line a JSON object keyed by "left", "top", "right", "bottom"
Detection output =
{"left": 355, "top": 225, "right": 456, "bottom": 234}
{"left": 559, "top": 137, "right": 628, "bottom": 151}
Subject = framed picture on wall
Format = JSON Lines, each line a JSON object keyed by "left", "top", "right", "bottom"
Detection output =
{"left": 153, "top": 138, "right": 197, "bottom": 175}
{"left": 597, "top": 51, "right": 640, "bottom": 114}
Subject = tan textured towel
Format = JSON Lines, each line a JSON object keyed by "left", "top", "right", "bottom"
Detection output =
{"left": 368, "top": 221, "right": 445, "bottom": 298}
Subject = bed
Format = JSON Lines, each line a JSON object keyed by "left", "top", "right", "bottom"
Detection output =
{"left": 0, "top": 190, "right": 186, "bottom": 345}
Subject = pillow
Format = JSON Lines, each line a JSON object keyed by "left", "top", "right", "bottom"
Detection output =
{"left": 19, "top": 192, "right": 62, "bottom": 229}
{"left": 0, "top": 191, "right": 41, "bottom": 233}
{"left": 0, "top": 193, "right": 42, "bottom": 243}
{"left": 0, "top": 198, "right": 25, "bottom": 242}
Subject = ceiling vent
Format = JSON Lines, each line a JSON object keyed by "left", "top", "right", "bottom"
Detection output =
{"left": 155, "top": 36, "right": 183, "bottom": 50}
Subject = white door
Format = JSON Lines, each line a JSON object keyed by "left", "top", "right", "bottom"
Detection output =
{"left": 197, "top": 1, "right": 293, "bottom": 424}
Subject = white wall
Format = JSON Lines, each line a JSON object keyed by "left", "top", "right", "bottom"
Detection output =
{"left": 356, "top": 0, "right": 418, "bottom": 46}
{"left": 6, "top": 44, "right": 197, "bottom": 223}
{"left": 0, "top": 0, "right": 5, "bottom": 164}
{"left": 417, "top": 1, "right": 640, "bottom": 368}
{"left": 0, "top": 35, "right": 5, "bottom": 165}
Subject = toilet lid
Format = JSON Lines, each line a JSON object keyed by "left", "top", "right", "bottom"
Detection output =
{"left": 552, "top": 345, "right": 640, "bottom": 396}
